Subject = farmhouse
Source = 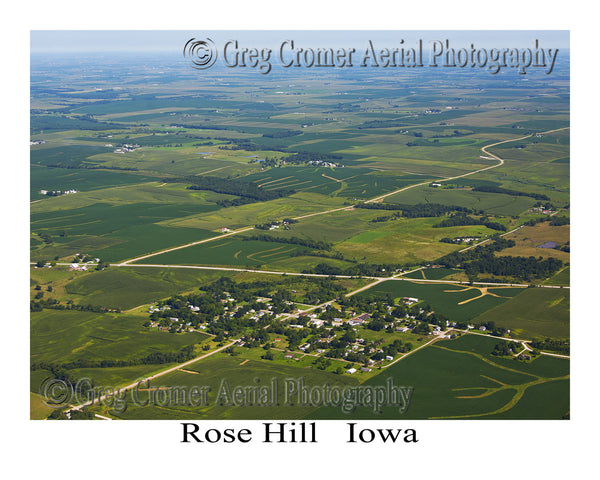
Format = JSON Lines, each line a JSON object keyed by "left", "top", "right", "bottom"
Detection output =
{"left": 402, "top": 297, "right": 419, "bottom": 305}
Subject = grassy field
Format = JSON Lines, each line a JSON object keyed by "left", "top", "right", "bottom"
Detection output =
{"left": 543, "top": 266, "right": 570, "bottom": 286}
{"left": 498, "top": 222, "right": 570, "bottom": 261}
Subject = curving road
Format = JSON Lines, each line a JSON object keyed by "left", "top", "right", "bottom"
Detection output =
{"left": 115, "top": 127, "right": 568, "bottom": 266}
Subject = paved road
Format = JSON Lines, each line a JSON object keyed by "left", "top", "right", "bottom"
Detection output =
{"left": 66, "top": 340, "right": 236, "bottom": 414}
{"left": 43, "top": 261, "right": 569, "bottom": 289}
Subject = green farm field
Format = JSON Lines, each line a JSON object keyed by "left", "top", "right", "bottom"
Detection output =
{"left": 470, "top": 287, "right": 570, "bottom": 340}
{"left": 30, "top": 309, "right": 210, "bottom": 367}
{"left": 240, "top": 166, "right": 434, "bottom": 199}
{"left": 30, "top": 49, "right": 570, "bottom": 422}
{"left": 386, "top": 184, "right": 537, "bottom": 216}
{"left": 359, "top": 280, "right": 525, "bottom": 324}
{"left": 61, "top": 266, "right": 227, "bottom": 310}
{"left": 135, "top": 238, "right": 313, "bottom": 269}
{"left": 30, "top": 165, "right": 161, "bottom": 200}
{"left": 308, "top": 334, "right": 569, "bottom": 420}
{"left": 95, "top": 353, "right": 359, "bottom": 420}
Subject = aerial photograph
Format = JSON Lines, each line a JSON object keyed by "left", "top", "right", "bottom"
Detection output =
{"left": 29, "top": 30, "right": 570, "bottom": 421}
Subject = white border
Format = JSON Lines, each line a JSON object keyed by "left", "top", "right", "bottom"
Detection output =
{"left": 4, "top": 1, "right": 597, "bottom": 478}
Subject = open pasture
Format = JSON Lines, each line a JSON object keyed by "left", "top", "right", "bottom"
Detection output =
{"left": 498, "top": 222, "right": 570, "bottom": 261}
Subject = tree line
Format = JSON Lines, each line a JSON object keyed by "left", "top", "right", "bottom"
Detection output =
{"left": 433, "top": 213, "right": 507, "bottom": 231}
{"left": 241, "top": 234, "right": 333, "bottom": 251}
{"left": 357, "top": 202, "right": 480, "bottom": 218}
{"left": 472, "top": 185, "right": 550, "bottom": 201}
{"left": 164, "top": 175, "right": 294, "bottom": 202}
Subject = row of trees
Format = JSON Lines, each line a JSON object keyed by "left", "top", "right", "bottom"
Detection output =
{"left": 472, "top": 185, "right": 550, "bottom": 201}
{"left": 433, "top": 213, "right": 507, "bottom": 231}
{"left": 165, "top": 175, "right": 294, "bottom": 202}
{"left": 241, "top": 233, "right": 332, "bottom": 251}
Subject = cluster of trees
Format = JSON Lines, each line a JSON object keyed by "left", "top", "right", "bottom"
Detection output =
{"left": 262, "top": 130, "right": 302, "bottom": 139}
{"left": 437, "top": 237, "right": 563, "bottom": 281}
{"left": 530, "top": 338, "right": 570, "bottom": 354}
{"left": 165, "top": 175, "right": 294, "bottom": 202}
{"left": 371, "top": 213, "right": 401, "bottom": 223}
{"left": 371, "top": 340, "right": 413, "bottom": 360}
{"left": 148, "top": 276, "right": 349, "bottom": 337}
{"left": 491, "top": 341, "right": 518, "bottom": 356}
{"left": 550, "top": 216, "right": 570, "bottom": 226}
{"left": 290, "top": 249, "right": 350, "bottom": 262}
{"left": 522, "top": 213, "right": 568, "bottom": 228}
{"left": 31, "top": 114, "right": 122, "bottom": 134}
{"left": 472, "top": 185, "right": 550, "bottom": 201}
{"left": 357, "top": 118, "right": 410, "bottom": 129}
{"left": 464, "top": 256, "right": 563, "bottom": 281}
{"left": 242, "top": 234, "right": 332, "bottom": 251}
{"left": 215, "top": 197, "right": 255, "bottom": 208}
{"left": 30, "top": 297, "right": 120, "bottom": 313}
{"left": 433, "top": 213, "right": 507, "bottom": 231}
{"left": 219, "top": 139, "right": 264, "bottom": 151}
{"left": 357, "top": 202, "right": 479, "bottom": 218}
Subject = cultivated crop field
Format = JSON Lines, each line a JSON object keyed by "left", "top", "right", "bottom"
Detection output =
{"left": 360, "top": 280, "right": 526, "bottom": 324}
{"left": 308, "top": 334, "right": 569, "bottom": 420}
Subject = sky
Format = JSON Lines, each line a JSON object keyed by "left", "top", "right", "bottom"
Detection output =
{"left": 30, "top": 30, "right": 569, "bottom": 53}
